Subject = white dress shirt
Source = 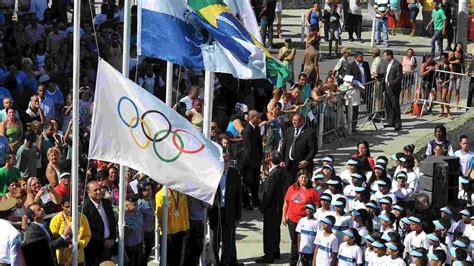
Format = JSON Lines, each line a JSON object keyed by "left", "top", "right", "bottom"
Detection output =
{"left": 0, "top": 219, "right": 23, "bottom": 266}
{"left": 385, "top": 60, "right": 394, "bottom": 83}
{"left": 91, "top": 199, "right": 111, "bottom": 239}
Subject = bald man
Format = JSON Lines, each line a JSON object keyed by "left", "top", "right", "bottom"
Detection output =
{"left": 82, "top": 181, "right": 117, "bottom": 265}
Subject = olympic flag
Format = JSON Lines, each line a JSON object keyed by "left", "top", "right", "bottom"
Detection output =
{"left": 89, "top": 59, "right": 224, "bottom": 204}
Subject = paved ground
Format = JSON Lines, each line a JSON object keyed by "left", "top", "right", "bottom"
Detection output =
{"left": 272, "top": 9, "right": 474, "bottom": 56}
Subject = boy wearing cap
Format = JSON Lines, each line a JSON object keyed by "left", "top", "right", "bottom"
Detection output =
{"left": 371, "top": 178, "right": 396, "bottom": 206}
{"left": 333, "top": 198, "right": 352, "bottom": 243}
{"left": 313, "top": 215, "right": 339, "bottom": 266}
{"left": 427, "top": 231, "right": 451, "bottom": 265}
{"left": 392, "top": 171, "right": 411, "bottom": 201}
{"left": 456, "top": 209, "right": 471, "bottom": 235}
{"left": 384, "top": 242, "right": 406, "bottom": 265}
{"left": 428, "top": 249, "right": 447, "bottom": 266}
{"left": 460, "top": 212, "right": 473, "bottom": 259}
{"left": 340, "top": 159, "right": 359, "bottom": 185}
{"left": 315, "top": 193, "right": 333, "bottom": 225}
{"left": 458, "top": 176, "right": 473, "bottom": 207}
{"left": 371, "top": 240, "right": 387, "bottom": 265}
{"left": 403, "top": 215, "right": 430, "bottom": 261}
{"left": 440, "top": 206, "right": 457, "bottom": 242}
{"left": 379, "top": 212, "right": 396, "bottom": 234}
{"left": 296, "top": 203, "right": 319, "bottom": 266}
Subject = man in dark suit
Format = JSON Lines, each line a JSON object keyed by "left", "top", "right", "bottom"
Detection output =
{"left": 347, "top": 51, "right": 372, "bottom": 129}
{"left": 280, "top": 113, "right": 317, "bottom": 178}
{"left": 241, "top": 110, "right": 263, "bottom": 209}
{"left": 347, "top": 51, "right": 372, "bottom": 85}
{"left": 256, "top": 151, "right": 292, "bottom": 263}
{"left": 383, "top": 49, "right": 403, "bottom": 131}
{"left": 82, "top": 180, "right": 117, "bottom": 266}
{"left": 24, "top": 203, "right": 70, "bottom": 265}
{"left": 209, "top": 153, "right": 243, "bottom": 266}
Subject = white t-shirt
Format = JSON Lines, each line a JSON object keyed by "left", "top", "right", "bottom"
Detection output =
{"left": 370, "top": 254, "right": 387, "bottom": 266}
{"left": 383, "top": 256, "right": 407, "bottom": 265}
{"left": 406, "top": 171, "right": 420, "bottom": 193}
{"left": 296, "top": 217, "right": 320, "bottom": 254}
{"left": 349, "top": 0, "right": 363, "bottom": 15}
{"left": 428, "top": 243, "right": 450, "bottom": 265}
{"left": 371, "top": 191, "right": 397, "bottom": 206}
{"left": 454, "top": 149, "right": 474, "bottom": 178}
{"left": 462, "top": 224, "right": 474, "bottom": 258}
{"left": 340, "top": 169, "right": 353, "bottom": 185}
{"left": 314, "top": 232, "right": 339, "bottom": 265}
{"left": 403, "top": 231, "right": 430, "bottom": 258}
{"left": 338, "top": 242, "right": 363, "bottom": 266}
{"left": 334, "top": 214, "right": 352, "bottom": 243}
{"left": 365, "top": 249, "right": 375, "bottom": 265}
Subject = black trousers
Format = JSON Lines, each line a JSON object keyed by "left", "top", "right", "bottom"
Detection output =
{"left": 345, "top": 105, "right": 359, "bottom": 130}
{"left": 286, "top": 160, "right": 299, "bottom": 182}
{"left": 141, "top": 231, "right": 154, "bottom": 266}
{"left": 287, "top": 220, "right": 299, "bottom": 266}
{"left": 347, "top": 13, "right": 362, "bottom": 39}
{"left": 263, "top": 210, "right": 281, "bottom": 258}
{"left": 184, "top": 220, "right": 205, "bottom": 266}
{"left": 167, "top": 231, "right": 186, "bottom": 266}
{"left": 385, "top": 93, "right": 402, "bottom": 128}
{"left": 242, "top": 165, "right": 261, "bottom": 206}
{"left": 300, "top": 253, "right": 313, "bottom": 266}
{"left": 125, "top": 242, "right": 142, "bottom": 266}
{"left": 445, "top": 21, "right": 454, "bottom": 47}
{"left": 467, "top": 77, "right": 474, "bottom": 107}
{"left": 211, "top": 208, "right": 239, "bottom": 265}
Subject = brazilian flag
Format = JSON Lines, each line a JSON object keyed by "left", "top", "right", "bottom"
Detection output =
{"left": 187, "top": 0, "right": 291, "bottom": 88}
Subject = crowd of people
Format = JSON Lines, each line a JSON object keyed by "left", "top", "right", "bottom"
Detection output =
{"left": 0, "top": 1, "right": 472, "bottom": 266}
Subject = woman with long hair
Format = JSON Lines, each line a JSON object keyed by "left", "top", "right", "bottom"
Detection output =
{"left": 449, "top": 42, "right": 465, "bottom": 110}
{"left": 24, "top": 176, "right": 62, "bottom": 209}
{"left": 401, "top": 48, "right": 417, "bottom": 104}
{"left": 352, "top": 140, "right": 375, "bottom": 170}
{"left": 2, "top": 106, "right": 23, "bottom": 153}
{"left": 45, "top": 147, "right": 61, "bottom": 186}
{"left": 282, "top": 169, "right": 320, "bottom": 266}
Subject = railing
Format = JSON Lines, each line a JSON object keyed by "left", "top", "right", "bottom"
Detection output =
{"left": 297, "top": 68, "right": 474, "bottom": 149}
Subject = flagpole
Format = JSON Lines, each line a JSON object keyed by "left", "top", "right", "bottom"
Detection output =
{"left": 119, "top": 0, "right": 131, "bottom": 266}
{"left": 200, "top": 70, "right": 214, "bottom": 266}
{"left": 160, "top": 62, "right": 174, "bottom": 266}
{"left": 71, "top": 0, "right": 81, "bottom": 264}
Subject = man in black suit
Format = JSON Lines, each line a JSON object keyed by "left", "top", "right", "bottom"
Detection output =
{"left": 24, "top": 203, "right": 70, "bottom": 265}
{"left": 383, "top": 49, "right": 403, "bottom": 131}
{"left": 347, "top": 51, "right": 372, "bottom": 129}
{"left": 256, "top": 151, "right": 292, "bottom": 263}
{"left": 280, "top": 113, "right": 317, "bottom": 178}
{"left": 241, "top": 110, "right": 263, "bottom": 209}
{"left": 82, "top": 180, "right": 117, "bottom": 266}
{"left": 209, "top": 153, "right": 243, "bottom": 266}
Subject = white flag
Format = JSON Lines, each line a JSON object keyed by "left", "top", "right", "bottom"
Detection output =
{"left": 88, "top": 59, "right": 224, "bottom": 204}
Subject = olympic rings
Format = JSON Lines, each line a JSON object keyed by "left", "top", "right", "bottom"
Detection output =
{"left": 129, "top": 117, "right": 151, "bottom": 149}
{"left": 172, "top": 129, "right": 205, "bottom": 154}
{"left": 117, "top": 96, "right": 205, "bottom": 163}
{"left": 140, "top": 110, "right": 172, "bottom": 142}
{"left": 153, "top": 130, "right": 184, "bottom": 162}
{"left": 117, "top": 96, "right": 139, "bottom": 128}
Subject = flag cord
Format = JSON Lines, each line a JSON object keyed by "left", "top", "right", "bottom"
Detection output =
{"left": 87, "top": 0, "right": 101, "bottom": 58}
{"left": 63, "top": 159, "right": 92, "bottom": 266}
{"left": 175, "top": 66, "right": 182, "bottom": 106}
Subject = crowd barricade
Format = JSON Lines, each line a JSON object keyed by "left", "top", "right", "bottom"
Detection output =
{"left": 301, "top": 71, "right": 432, "bottom": 149}
{"left": 416, "top": 69, "right": 472, "bottom": 116}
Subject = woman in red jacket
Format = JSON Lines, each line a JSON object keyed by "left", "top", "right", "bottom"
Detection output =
{"left": 282, "top": 169, "right": 320, "bottom": 266}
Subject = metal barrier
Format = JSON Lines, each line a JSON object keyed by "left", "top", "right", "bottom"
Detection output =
{"left": 415, "top": 69, "right": 471, "bottom": 116}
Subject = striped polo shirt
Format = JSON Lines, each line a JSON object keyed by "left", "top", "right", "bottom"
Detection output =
{"left": 374, "top": 0, "right": 390, "bottom": 17}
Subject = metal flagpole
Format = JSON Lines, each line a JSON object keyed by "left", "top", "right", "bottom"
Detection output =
{"left": 118, "top": 0, "right": 132, "bottom": 265}
{"left": 71, "top": 0, "right": 81, "bottom": 265}
{"left": 200, "top": 71, "right": 214, "bottom": 266}
{"left": 160, "top": 62, "right": 174, "bottom": 266}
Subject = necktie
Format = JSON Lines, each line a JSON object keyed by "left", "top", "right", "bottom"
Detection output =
{"left": 290, "top": 128, "right": 300, "bottom": 159}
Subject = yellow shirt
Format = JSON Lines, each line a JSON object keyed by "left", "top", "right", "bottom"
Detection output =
{"left": 155, "top": 188, "right": 189, "bottom": 235}
{"left": 49, "top": 212, "right": 91, "bottom": 264}
{"left": 421, "top": 0, "right": 433, "bottom": 12}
